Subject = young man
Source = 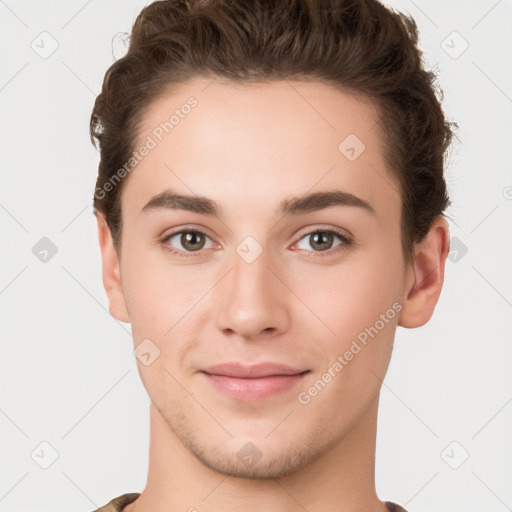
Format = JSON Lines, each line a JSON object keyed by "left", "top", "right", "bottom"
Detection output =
{"left": 90, "top": 0, "right": 453, "bottom": 510}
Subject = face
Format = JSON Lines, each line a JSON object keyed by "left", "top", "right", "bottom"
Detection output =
{"left": 103, "top": 78, "right": 415, "bottom": 478}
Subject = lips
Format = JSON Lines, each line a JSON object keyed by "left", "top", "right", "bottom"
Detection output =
{"left": 202, "top": 362, "right": 307, "bottom": 378}
{"left": 200, "top": 362, "right": 310, "bottom": 401}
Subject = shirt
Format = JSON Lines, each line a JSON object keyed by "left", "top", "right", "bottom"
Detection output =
{"left": 92, "top": 492, "right": 409, "bottom": 511}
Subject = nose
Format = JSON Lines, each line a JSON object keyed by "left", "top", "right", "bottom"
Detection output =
{"left": 214, "top": 245, "right": 290, "bottom": 341}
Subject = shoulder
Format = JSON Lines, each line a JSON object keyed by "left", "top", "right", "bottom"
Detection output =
{"left": 91, "top": 493, "right": 140, "bottom": 512}
{"left": 385, "top": 502, "right": 409, "bottom": 512}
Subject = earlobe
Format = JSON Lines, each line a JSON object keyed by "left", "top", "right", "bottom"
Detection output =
{"left": 96, "top": 213, "right": 131, "bottom": 323}
{"left": 398, "top": 216, "right": 450, "bottom": 329}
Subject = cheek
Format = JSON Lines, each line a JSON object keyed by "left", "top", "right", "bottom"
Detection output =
{"left": 120, "top": 249, "right": 212, "bottom": 339}
{"left": 119, "top": 250, "right": 169, "bottom": 336}
{"left": 300, "top": 248, "right": 402, "bottom": 387}
{"left": 308, "top": 258, "right": 402, "bottom": 339}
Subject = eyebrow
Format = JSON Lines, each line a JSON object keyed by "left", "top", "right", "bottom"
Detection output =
{"left": 140, "top": 188, "right": 376, "bottom": 217}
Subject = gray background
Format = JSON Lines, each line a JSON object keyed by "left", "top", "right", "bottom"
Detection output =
{"left": 1, "top": 1, "right": 511, "bottom": 511}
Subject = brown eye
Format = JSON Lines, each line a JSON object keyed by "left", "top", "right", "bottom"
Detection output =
{"left": 180, "top": 231, "right": 206, "bottom": 251}
{"left": 296, "top": 229, "right": 348, "bottom": 252}
{"left": 164, "top": 230, "right": 214, "bottom": 255}
{"left": 308, "top": 231, "right": 336, "bottom": 251}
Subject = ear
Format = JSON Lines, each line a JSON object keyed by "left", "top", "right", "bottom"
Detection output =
{"left": 96, "top": 213, "right": 131, "bottom": 323}
{"left": 398, "top": 216, "right": 450, "bottom": 328}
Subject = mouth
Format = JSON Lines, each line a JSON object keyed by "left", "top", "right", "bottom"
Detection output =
{"left": 200, "top": 362, "right": 310, "bottom": 401}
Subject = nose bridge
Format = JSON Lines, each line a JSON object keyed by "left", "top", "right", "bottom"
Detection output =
{"left": 231, "top": 243, "right": 271, "bottom": 296}
{"left": 214, "top": 239, "right": 288, "bottom": 339}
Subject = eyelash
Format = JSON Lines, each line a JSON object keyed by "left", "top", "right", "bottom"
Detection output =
{"left": 161, "top": 227, "right": 353, "bottom": 259}
{"left": 298, "top": 228, "right": 353, "bottom": 259}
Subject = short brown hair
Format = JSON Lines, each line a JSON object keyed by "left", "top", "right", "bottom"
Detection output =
{"left": 90, "top": 0, "right": 455, "bottom": 265}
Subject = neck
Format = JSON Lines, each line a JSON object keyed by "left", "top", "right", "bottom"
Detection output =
{"left": 125, "top": 396, "right": 388, "bottom": 512}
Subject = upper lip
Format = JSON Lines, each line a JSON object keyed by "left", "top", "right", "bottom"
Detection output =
{"left": 201, "top": 363, "right": 308, "bottom": 378}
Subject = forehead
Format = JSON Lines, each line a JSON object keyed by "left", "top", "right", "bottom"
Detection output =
{"left": 123, "top": 78, "right": 399, "bottom": 223}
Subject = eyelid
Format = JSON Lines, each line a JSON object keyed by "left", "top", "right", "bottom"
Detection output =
{"left": 292, "top": 223, "right": 352, "bottom": 243}
{"left": 160, "top": 224, "right": 220, "bottom": 254}
{"left": 289, "top": 226, "right": 353, "bottom": 256}
{"left": 161, "top": 224, "right": 218, "bottom": 242}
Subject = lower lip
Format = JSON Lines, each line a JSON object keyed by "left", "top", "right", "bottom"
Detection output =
{"left": 202, "top": 371, "right": 309, "bottom": 401}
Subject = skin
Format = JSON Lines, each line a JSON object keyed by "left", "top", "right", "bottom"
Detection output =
{"left": 97, "top": 78, "right": 449, "bottom": 512}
